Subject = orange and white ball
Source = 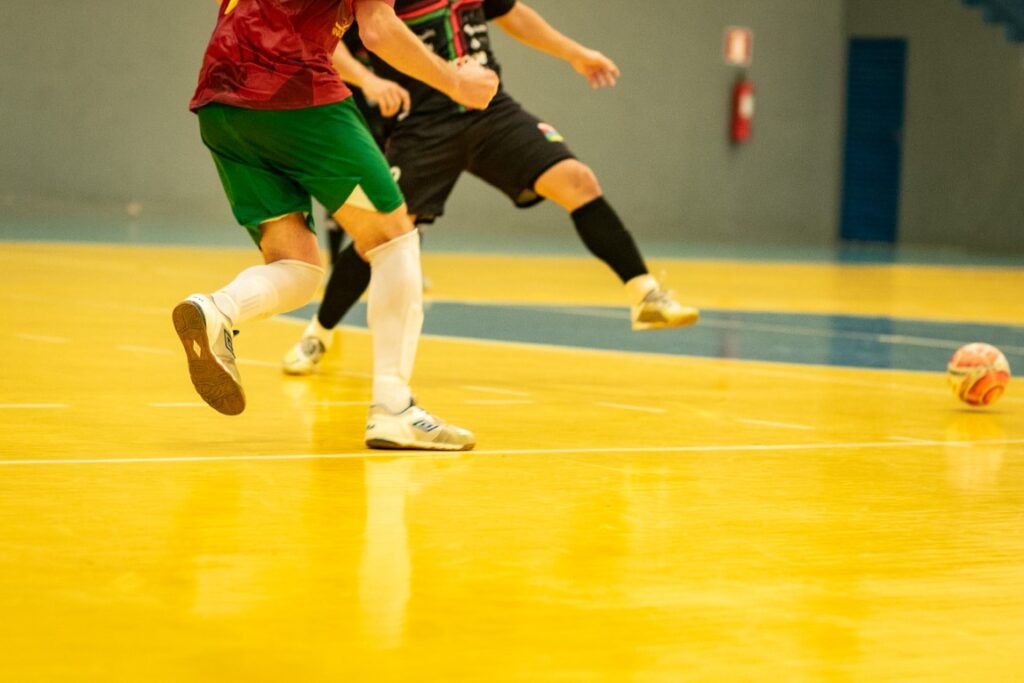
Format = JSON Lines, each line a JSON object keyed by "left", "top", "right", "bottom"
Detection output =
{"left": 947, "top": 343, "right": 1011, "bottom": 406}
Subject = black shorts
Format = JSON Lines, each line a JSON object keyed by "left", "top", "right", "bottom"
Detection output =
{"left": 384, "top": 92, "right": 576, "bottom": 223}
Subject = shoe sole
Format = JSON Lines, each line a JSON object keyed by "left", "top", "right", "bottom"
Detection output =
{"left": 365, "top": 437, "right": 475, "bottom": 452}
{"left": 172, "top": 301, "right": 246, "bottom": 416}
{"left": 632, "top": 309, "right": 701, "bottom": 331}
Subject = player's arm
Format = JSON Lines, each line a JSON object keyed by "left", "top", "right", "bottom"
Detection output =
{"left": 332, "top": 42, "right": 411, "bottom": 118}
{"left": 492, "top": 1, "right": 620, "bottom": 89}
{"left": 355, "top": 0, "right": 498, "bottom": 110}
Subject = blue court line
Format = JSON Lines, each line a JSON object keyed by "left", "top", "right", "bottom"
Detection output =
{"left": 286, "top": 301, "right": 1024, "bottom": 373}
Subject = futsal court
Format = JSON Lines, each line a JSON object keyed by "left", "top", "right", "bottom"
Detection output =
{"left": 1, "top": 225, "right": 1022, "bottom": 681}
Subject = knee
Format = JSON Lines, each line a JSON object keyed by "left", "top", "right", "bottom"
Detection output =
{"left": 259, "top": 213, "right": 321, "bottom": 265}
{"left": 353, "top": 219, "right": 415, "bottom": 257}
{"left": 568, "top": 162, "right": 602, "bottom": 200}
{"left": 537, "top": 160, "right": 603, "bottom": 211}
{"left": 337, "top": 204, "right": 415, "bottom": 257}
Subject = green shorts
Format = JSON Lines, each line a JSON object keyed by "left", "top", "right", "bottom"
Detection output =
{"left": 197, "top": 99, "right": 405, "bottom": 245}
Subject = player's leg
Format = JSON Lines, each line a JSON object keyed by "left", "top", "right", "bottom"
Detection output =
{"left": 299, "top": 175, "right": 372, "bottom": 374}
{"left": 467, "top": 97, "right": 698, "bottom": 331}
{"left": 282, "top": 93, "right": 387, "bottom": 375}
{"left": 173, "top": 215, "right": 324, "bottom": 415}
{"left": 532, "top": 158, "right": 646, "bottom": 283}
{"left": 284, "top": 220, "right": 434, "bottom": 375}
{"left": 173, "top": 214, "right": 324, "bottom": 415}
{"left": 284, "top": 117, "right": 466, "bottom": 375}
{"left": 533, "top": 159, "right": 698, "bottom": 330}
{"left": 175, "top": 104, "right": 326, "bottom": 415}
{"left": 294, "top": 123, "right": 397, "bottom": 373}
{"left": 282, "top": 238, "right": 371, "bottom": 374}
{"left": 332, "top": 202, "right": 473, "bottom": 451}
{"left": 292, "top": 100, "right": 472, "bottom": 450}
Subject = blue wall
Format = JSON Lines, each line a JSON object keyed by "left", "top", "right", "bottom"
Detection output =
{"left": 847, "top": 0, "right": 1024, "bottom": 253}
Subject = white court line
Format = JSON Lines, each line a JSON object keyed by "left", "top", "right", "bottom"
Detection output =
{"left": 887, "top": 435, "right": 938, "bottom": 444}
{"left": 99, "top": 340, "right": 364, "bottom": 376}
{"left": 237, "top": 358, "right": 280, "bottom": 369}
{"left": 463, "top": 385, "right": 532, "bottom": 397}
{"left": 740, "top": 367, "right": 1024, "bottom": 406}
{"left": 16, "top": 334, "right": 67, "bottom": 344}
{"left": 464, "top": 399, "right": 535, "bottom": 405}
{"left": 595, "top": 402, "right": 668, "bottom": 414}
{"left": 8, "top": 254, "right": 139, "bottom": 275}
{"left": 2, "top": 438, "right": 1023, "bottom": 466}
{"left": 0, "top": 404, "right": 68, "bottom": 410}
{"left": 735, "top": 418, "right": 815, "bottom": 431}
{"left": 119, "top": 345, "right": 174, "bottom": 356}
{"left": 149, "top": 402, "right": 207, "bottom": 408}
{"left": 3, "top": 292, "right": 168, "bottom": 317}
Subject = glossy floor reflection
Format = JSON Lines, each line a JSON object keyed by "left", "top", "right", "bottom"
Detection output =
{"left": 0, "top": 240, "right": 1022, "bottom": 681}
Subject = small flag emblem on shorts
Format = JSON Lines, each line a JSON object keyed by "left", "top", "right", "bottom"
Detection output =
{"left": 538, "top": 123, "right": 564, "bottom": 142}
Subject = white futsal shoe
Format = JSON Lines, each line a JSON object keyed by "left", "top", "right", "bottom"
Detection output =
{"left": 365, "top": 401, "right": 476, "bottom": 451}
{"left": 172, "top": 294, "right": 245, "bottom": 416}
{"left": 283, "top": 336, "right": 328, "bottom": 375}
{"left": 630, "top": 288, "right": 700, "bottom": 331}
{"left": 282, "top": 321, "right": 335, "bottom": 375}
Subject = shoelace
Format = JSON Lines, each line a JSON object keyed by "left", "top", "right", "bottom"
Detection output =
{"left": 298, "top": 337, "right": 324, "bottom": 357}
{"left": 643, "top": 289, "right": 674, "bottom": 305}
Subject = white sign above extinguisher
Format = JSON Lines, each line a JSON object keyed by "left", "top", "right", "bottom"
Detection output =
{"left": 724, "top": 27, "right": 753, "bottom": 66}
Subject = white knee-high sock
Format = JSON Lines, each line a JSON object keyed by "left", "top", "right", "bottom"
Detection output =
{"left": 366, "top": 230, "right": 423, "bottom": 413}
{"left": 211, "top": 259, "right": 323, "bottom": 326}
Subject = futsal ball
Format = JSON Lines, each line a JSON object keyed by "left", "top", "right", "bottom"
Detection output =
{"left": 947, "top": 343, "right": 1011, "bottom": 406}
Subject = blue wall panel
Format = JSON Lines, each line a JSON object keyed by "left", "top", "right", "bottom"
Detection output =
{"left": 840, "top": 38, "right": 908, "bottom": 243}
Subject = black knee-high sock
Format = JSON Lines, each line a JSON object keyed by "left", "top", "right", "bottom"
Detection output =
{"left": 317, "top": 242, "right": 371, "bottom": 329}
{"left": 570, "top": 197, "right": 648, "bottom": 283}
{"left": 325, "top": 217, "right": 346, "bottom": 267}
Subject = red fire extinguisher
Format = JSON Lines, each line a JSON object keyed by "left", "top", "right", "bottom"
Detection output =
{"left": 731, "top": 76, "right": 755, "bottom": 143}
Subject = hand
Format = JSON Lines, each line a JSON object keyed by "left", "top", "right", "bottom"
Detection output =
{"left": 450, "top": 57, "right": 500, "bottom": 110}
{"left": 362, "top": 75, "right": 411, "bottom": 118}
{"left": 570, "top": 48, "right": 620, "bottom": 89}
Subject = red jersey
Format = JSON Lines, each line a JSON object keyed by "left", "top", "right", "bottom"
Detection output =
{"left": 190, "top": 0, "right": 391, "bottom": 112}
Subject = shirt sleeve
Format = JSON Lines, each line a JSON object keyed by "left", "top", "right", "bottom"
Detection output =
{"left": 483, "top": 0, "right": 517, "bottom": 20}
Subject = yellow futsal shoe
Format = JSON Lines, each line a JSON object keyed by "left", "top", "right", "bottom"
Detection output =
{"left": 365, "top": 401, "right": 476, "bottom": 451}
{"left": 172, "top": 294, "right": 245, "bottom": 416}
{"left": 631, "top": 288, "right": 700, "bottom": 331}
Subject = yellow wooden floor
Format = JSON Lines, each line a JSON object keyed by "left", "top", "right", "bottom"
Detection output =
{"left": 1, "top": 242, "right": 1022, "bottom": 681}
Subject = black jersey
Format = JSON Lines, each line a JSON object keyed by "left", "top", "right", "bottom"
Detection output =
{"left": 369, "top": 0, "right": 517, "bottom": 118}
